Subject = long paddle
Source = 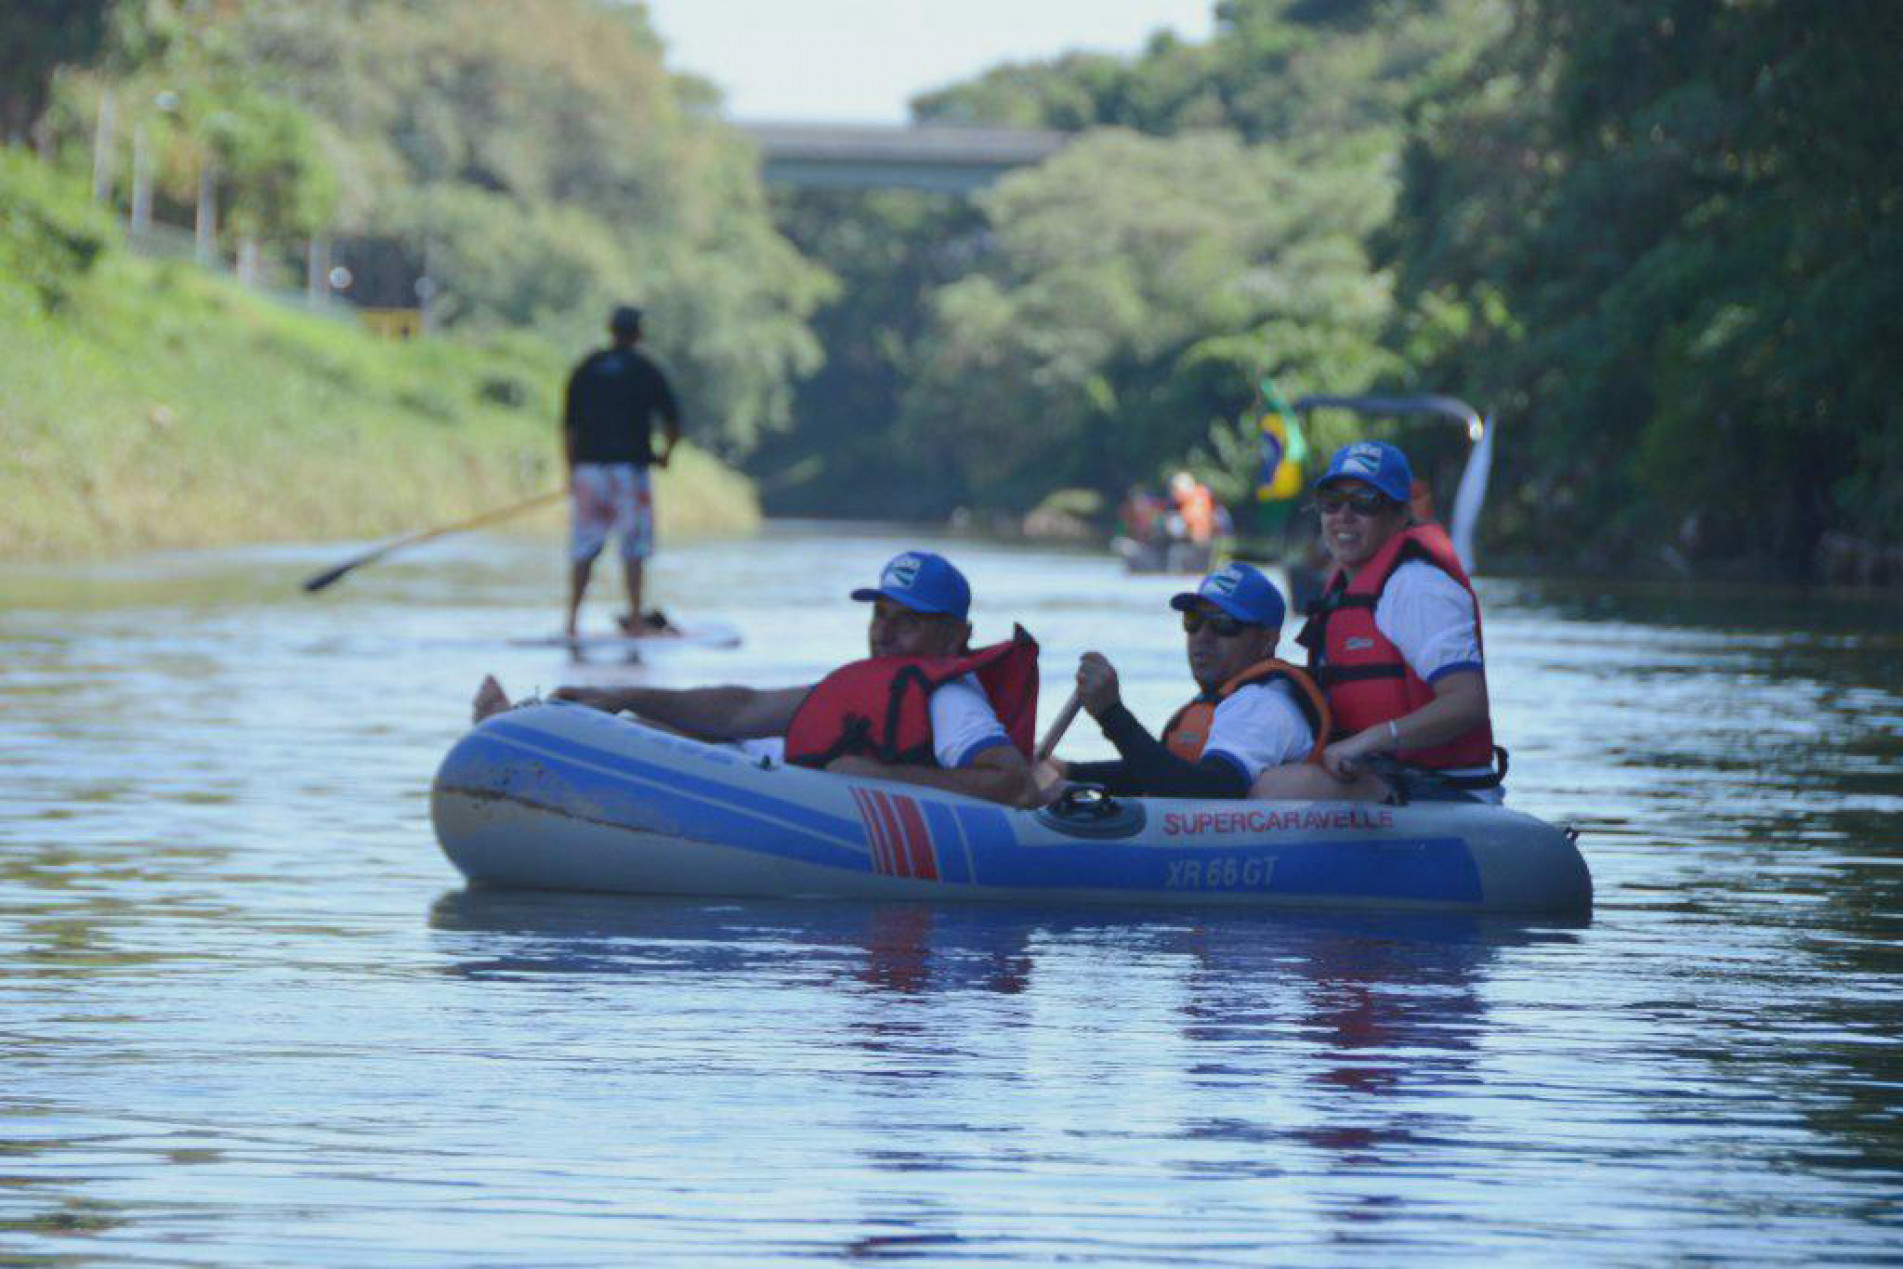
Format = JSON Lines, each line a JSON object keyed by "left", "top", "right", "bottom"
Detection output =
{"left": 1034, "top": 688, "right": 1084, "bottom": 764}
{"left": 301, "top": 488, "right": 564, "bottom": 593}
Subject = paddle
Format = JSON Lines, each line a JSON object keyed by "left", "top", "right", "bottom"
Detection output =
{"left": 1034, "top": 688, "right": 1084, "bottom": 765}
{"left": 301, "top": 488, "right": 564, "bottom": 593}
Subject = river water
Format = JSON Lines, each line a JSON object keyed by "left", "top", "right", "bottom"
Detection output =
{"left": 3, "top": 524, "right": 1901, "bottom": 1265}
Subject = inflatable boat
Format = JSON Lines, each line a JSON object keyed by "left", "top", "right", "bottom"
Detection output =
{"left": 431, "top": 702, "right": 1591, "bottom": 915}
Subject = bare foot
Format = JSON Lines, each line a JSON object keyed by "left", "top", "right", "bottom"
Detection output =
{"left": 472, "top": 674, "right": 512, "bottom": 724}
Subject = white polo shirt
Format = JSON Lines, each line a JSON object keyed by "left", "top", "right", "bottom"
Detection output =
{"left": 1369, "top": 560, "right": 1501, "bottom": 801}
{"left": 1373, "top": 561, "right": 1485, "bottom": 682}
{"left": 1201, "top": 679, "right": 1316, "bottom": 783}
{"left": 742, "top": 674, "right": 1008, "bottom": 769}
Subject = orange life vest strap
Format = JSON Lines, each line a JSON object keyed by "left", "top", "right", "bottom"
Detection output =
{"left": 1160, "top": 659, "right": 1329, "bottom": 765}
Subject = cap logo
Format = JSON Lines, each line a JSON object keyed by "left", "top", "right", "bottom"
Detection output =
{"left": 1341, "top": 444, "right": 1384, "bottom": 476}
{"left": 1204, "top": 566, "right": 1244, "bottom": 597}
{"left": 885, "top": 554, "right": 922, "bottom": 589}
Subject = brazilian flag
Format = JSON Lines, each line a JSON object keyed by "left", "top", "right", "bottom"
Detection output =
{"left": 1254, "top": 375, "right": 1307, "bottom": 505}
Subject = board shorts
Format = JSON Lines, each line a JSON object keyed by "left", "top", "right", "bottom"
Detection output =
{"left": 569, "top": 462, "right": 654, "bottom": 564}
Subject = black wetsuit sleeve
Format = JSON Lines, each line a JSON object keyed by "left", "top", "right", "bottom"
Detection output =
{"left": 1073, "top": 703, "right": 1250, "bottom": 799}
{"left": 1063, "top": 758, "right": 1142, "bottom": 795}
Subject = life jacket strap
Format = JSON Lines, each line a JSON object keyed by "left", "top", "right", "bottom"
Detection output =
{"left": 1314, "top": 663, "right": 1407, "bottom": 689}
{"left": 1368, "top": 745, "right": 1510, "bottom": 800}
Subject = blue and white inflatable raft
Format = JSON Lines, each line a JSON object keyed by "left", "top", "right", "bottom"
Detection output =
{"left": 432, "top": 702, "right": 1592, "bottom": 915}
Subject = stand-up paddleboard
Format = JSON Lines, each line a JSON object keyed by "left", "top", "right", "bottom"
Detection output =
{"left": 509, "top": 620, "right": 742, "bottom": 654}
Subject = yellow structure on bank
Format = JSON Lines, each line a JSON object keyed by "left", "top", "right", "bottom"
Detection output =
{"left": 358, "top": 307, "right": 423, "bottom": 340}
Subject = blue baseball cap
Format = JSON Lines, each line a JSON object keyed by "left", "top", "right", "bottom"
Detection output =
{"left": 1170, "top": 562, "right": 1287, "bottom": 629}
{"left": 1315, "top": 440, "right": 1413, "bottom": 505}
{"left": 851, "top": 551, "right": 971, "bottom": 622}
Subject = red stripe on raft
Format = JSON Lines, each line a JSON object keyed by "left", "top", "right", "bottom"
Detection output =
{"left": 851, "top": 787, "right": 893, "bottom": 875}
{"left": 871, "top": 791, "right": 913, "bottom": 877}
{"left": 891, "top": 794, "right": 939, "bottom": 881}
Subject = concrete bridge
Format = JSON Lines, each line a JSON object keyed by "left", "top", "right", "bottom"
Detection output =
{"left": 739, "top": 121, "right": 1069, "bottom": 194}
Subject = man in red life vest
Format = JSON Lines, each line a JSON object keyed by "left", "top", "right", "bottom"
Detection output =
{"left": 471, "top": 551, "right": 1040, "bottom": 807}
{"left": 1251, "top": 440, "right": 1506, "bottom": 804}
{"left": 1038, "top": 563, "right": 1327, "bottom": 799}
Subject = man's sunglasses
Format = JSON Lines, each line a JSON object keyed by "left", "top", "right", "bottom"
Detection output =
{"left": 1315, "top": 490, "right": 1397, "bottom": 517}
{"left": 1182, "top": 609, "right": 1254, "bottom": 638}
{"left": 875, "top": 606, "right": 957, "bottom": 631}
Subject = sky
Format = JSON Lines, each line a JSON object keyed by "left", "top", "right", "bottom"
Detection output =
{"left": 639, "top": 0, "right": 1217, "bottom": 124}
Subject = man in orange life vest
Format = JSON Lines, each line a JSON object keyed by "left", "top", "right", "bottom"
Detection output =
{"left": 471, "top": 551, "right": 1041, "bottom": 807}
{"left": 1252, "top": 440, "right": 1505, "bottom": 804}
{"left": 1037, "top": 563, "right": 1328, "bottom": 799}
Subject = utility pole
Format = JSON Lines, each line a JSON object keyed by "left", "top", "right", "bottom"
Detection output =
{"left": 307, "top": 236, "right": 331, "bottom": 303}
{"left": 195, "top": 164, "right": 218, "bottom": 265}
{"left": 91, "top": 88, "right": 115, "bottom": 203}
{"left": 128, "top": 92, "right": 178, "bottom": 239}
{"left": 129, "top": 121, "right": 152, "bottom": 234}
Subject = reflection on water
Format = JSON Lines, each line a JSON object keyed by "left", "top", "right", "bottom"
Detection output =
{"left": 2, "top": 526, "right": 1901, "bottom": 1264}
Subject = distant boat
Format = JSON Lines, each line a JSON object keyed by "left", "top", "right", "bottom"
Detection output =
{"left": 1113, "top": 535, "right": 1215, "bottom": 575}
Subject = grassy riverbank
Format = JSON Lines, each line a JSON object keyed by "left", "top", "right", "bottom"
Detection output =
{"left": 0, "top": 151, "right": 758, "bottom": 562}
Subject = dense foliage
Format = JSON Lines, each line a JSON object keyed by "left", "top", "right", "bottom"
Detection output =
{"left": 774, "top": 0, "right": 1901, "bottom": 575}
{"left": 759, "top": 0, "right": 1497, "bottom": 524}
{"left": 0, "top": 149, "right": 758, "bottom": 559}
{"left": 1385, "top": 0, "right": 1903, "bottom": 570}
{"left": 750, "top": 188, "right": 983, "bottom": 518}
{"left": 31, "top": 0, "right": 829, "bottom": 455}
{"left": 899, "top": 129, "right": 1397, "bottom": 515}
{"left": 8, "top": 0, "right": 1899, "bottom": 575}
{"left": 0, "top": 0, "right": 114, "bottom": 144}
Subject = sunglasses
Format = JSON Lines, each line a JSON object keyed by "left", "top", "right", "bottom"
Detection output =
{"left": 872, "top": 603, "right": 958, "bottom": 632}
{"left": 1315, "top": 490, "right": 1397, "bottom": 517}
{"left": 1181, "top": 609, "right": 1254, "bottom": 638}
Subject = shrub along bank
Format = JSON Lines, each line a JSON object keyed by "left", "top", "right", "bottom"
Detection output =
{"left": 0, "top": 151, "right": 757, "bottom": 561}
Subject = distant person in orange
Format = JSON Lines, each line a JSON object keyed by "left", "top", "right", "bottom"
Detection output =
{"left": 1168, "top": 471, "right": 1218, "bottom": 545}
{"left": 562, "top": 304, "right": 682, "bottom": 641}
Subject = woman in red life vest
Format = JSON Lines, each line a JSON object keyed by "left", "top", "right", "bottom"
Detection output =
{"left": 472, "top": 551, "right": 1040, "bottom": 807}
{"left": 1252, "top": 440, "right": 1504, "bottom": 804}
{"left": 1038, "top": 563, "right": 1328, "bottom": 800}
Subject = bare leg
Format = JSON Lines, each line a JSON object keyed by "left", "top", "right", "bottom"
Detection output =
{"left": 1249, "top": 762, "right": 1389, "bottom": 801}
{"left": 472, "top": 674, "right": 512, "bottom": 724}
{"left": 620, "top": 555, "right": 645, "bottom": 629}
{"left": 566, "top": 555, "right": 596, "bottom": 640}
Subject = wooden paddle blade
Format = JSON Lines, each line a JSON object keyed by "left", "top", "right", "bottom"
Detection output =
{"left": 1034, "top": 690, "right": 1084, "bottom": 764}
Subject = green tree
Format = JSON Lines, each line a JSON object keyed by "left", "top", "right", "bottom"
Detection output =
{"left": 218, "top": 0, "right": 830, "bottom": 450}
{"left": 1386, "top": 0, "right": 1903, "bottom": 571}
{"left": 899, "top": 129, "right": 1398, "bottom": 514}
{"left": 0, "top": 0, "right": 114, "bottom": 145}
{"left": 746, "top": 187, "right": 983, "bottom": 516}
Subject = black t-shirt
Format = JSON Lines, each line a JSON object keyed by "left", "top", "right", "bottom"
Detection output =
{"left": 563, "top": 346, "right": 680, "bottom": 465}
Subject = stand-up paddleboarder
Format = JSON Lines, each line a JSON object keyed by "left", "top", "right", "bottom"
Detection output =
{"left": 562, "top": 304, "right": 682, "bottom": 641}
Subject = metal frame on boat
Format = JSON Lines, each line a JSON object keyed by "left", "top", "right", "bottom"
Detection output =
{"left": 1292, "top": 393, "right": 1495, "bottom": 573}
{"left": 433, "top": 703, "right": 1590, "bottom": 916}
